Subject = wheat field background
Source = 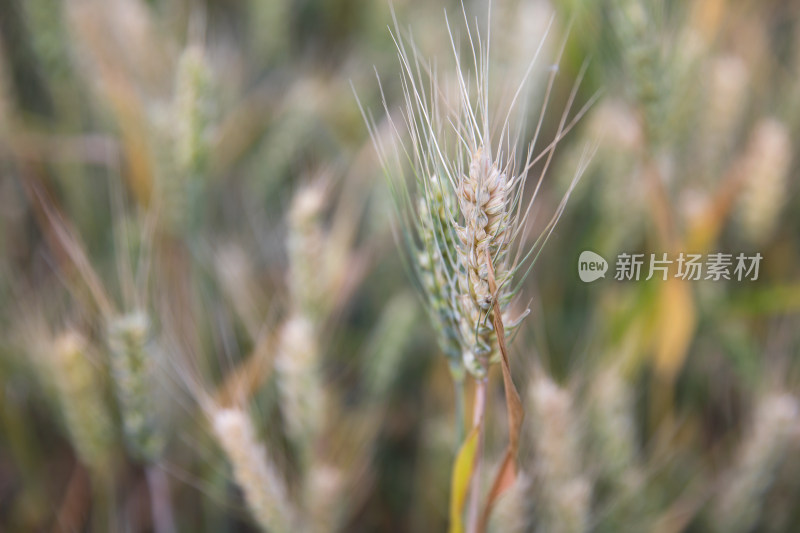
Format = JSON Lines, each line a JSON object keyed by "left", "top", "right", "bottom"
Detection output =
{"left": 0, "top": 0, "right": 798, "bottom": 532}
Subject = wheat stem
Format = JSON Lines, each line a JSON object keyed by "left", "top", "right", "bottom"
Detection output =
{"left": 452, "top": 364, "right": 466, "bottom": 446}
{"left": 145, "top": 466, "right": 177, "bottom": 533}
{"left": 467, "top": 377, "right": 488, "bottom": 533}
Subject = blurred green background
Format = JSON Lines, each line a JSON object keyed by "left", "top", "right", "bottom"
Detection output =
{"left": 0, "top": 0, "right": 798, "bottom": 531}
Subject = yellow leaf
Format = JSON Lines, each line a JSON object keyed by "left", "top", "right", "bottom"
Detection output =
{"left": 654, "top": 278, "right": 695, "bottom": 383}
{"left": 449, "top": 427, "right": 479, "bottom": 533}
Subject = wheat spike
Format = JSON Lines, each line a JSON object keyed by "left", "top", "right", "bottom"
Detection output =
{"left": 701, "top": 55, "right": 749, "bottom": 169}
{"left": 107, "top": 311, "right": 164, "bottom": 462}
{"left": 713, "top": 393, "right": 799, "bottom": 533}
{"left": 306, "top": 464, "right": 344, "bottom": 533}
{"left": 52, "top": 330, "right": 114, "bottom": 471}
{"left": 360, "top": 5, "right": 589, "bottom": 378}
{"left": 274, "top": 315, "right": 322, "bottom": 466}
{"left": 529, "top": 375, "right": 591, "bottom": 533}
{"left": 211, "top": 406, "right": 297, "bottom": 533}
{"left": 737, "top": 118, "right": 792, "bottom": 244}
{"left": 287, "top": 183, "right": 329, "bottom": 321}
{"left": 416, "top": 175, "right": 461, "bottom": 366}
{"left": 587, "top": 366, "right": 640, "bottom": 482}
{"left": 455, "top": 147, "right": 513, "bottom": 376}
{"left": 174, "top": 43, "right": 214, "bottom": 178}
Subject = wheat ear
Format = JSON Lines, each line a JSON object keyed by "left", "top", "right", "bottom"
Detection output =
{"left": 713, "top": 393, "right": 798, "bottom": 533}
{"left": 107, "top": 311, "right": 164, "bottom": 462}
{"left": 529, "top": 375, "right": 591, "bottom": 533}
{"left": 211, "top": 406, "right": 297, "bottom": 533}
{"left": 53, "top": 330, "right": 114, "bottom": 471}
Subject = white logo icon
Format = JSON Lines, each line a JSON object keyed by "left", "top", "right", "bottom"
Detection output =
{"left": 578, "top": 251, "right": 608, "bottom": 282}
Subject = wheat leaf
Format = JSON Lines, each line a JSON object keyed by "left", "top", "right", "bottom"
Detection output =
{"left": 478, "top": 249, "right": 524, "bottom": 532}
{"left": 449, "top": 426, "right": 479, "bottom": 533}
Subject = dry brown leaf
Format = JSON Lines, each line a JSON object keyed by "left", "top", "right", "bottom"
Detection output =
{"left": 478, "top": 251, "right": 524, "bottom": 532}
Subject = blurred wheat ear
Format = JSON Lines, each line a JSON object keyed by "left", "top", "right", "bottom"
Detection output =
{"left": 52, "top": 330, "right": 115, "bottom": 472}
{"left": 211, "top": 406, "right": 298, "bottom": 533}
{"left": 107, "top": 311, "right": 164, "bottom": 463}
{"left": 713, "top": 393, "right": 799, "bottom": 533}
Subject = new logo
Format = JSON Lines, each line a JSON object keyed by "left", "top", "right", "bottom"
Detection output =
{"left": 578, "top": 251, "right": 608, "bottom": 282}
